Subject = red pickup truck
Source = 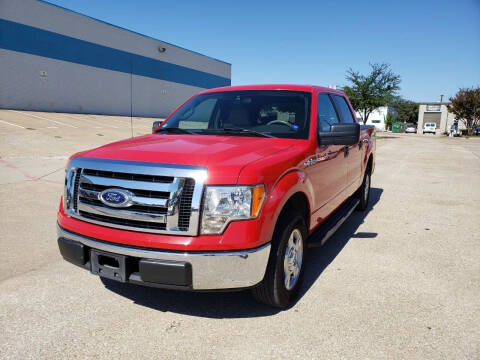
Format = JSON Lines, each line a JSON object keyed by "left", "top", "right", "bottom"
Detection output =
{"left": 58, "top": 84, "right": 375, "bottom": 307}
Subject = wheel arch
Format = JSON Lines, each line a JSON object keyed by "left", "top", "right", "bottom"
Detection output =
{"left": 277, "top": 192, "right": 310, "bottom": 231}
{"left": 367, "top": 154, "right": 373, "bottom": 173}
{"left": 263, "top": 170, "right": 314, "bottom": 244}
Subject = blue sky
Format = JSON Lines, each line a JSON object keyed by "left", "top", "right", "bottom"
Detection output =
{"left": 46, "top": 0, "right": 480, "bottom": 102}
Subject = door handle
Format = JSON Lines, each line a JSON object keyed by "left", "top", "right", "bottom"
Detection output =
{"left": 359, "top": 138, "right": 368, "bottom": 149}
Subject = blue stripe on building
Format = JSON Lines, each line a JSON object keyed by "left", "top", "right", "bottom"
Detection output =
{"left": 0, "top": 19, "right": 231, "bottom": 89}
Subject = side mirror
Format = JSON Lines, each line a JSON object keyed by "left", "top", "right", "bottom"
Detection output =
{"left": 318, "top": 123, "right": 360, "bottom": 146}
{"left": 152, "top": 121, "right": 162, "bottom": 132}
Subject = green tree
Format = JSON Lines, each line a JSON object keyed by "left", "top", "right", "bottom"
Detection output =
{"left": 343, "top": 63, "right": 401, "bottom": 124}
{"left": 384, "top": 112, "right": 397, "bottom": 131}
{"left": 388, "top": 97, "right": 419, "bottom": 124}
{"left": 448, "top": 87, "right": 480, "bottom": 135}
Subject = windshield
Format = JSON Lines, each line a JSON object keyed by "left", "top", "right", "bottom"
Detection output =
{"left": 158, "top": 90, "right": 312, "bottom": 139}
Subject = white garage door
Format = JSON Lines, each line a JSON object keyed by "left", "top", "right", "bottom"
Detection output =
{"left": 424, "top": 112, "right": 441, "bottom": 128}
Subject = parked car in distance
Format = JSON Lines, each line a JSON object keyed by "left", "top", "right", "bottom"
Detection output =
{"left": 423, "top": 122, "right": 436, "bottom": 135}
{"left": 405, "top": 124, "right": 417, "bottom": 133}
{"left": 57, "top": 84, "right": 376, "bottom": 308}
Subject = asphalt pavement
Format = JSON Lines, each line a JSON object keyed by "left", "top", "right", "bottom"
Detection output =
{"left": 0, "top": 110, "right": 479, "bottom": 359}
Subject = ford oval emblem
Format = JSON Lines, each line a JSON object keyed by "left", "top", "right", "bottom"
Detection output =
{"left": 99, "top": 188, "right": 132, "bottom": 208}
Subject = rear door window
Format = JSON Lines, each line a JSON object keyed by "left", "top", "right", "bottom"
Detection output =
{"left": 332, "top": 95, "right": 355, "bottom": 123}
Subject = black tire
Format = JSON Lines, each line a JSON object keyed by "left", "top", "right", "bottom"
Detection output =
{"left": 356, "top": 168, "right": 371, "bottom": 211}
{"left": 252, "top": 211, "right": 308, "bottom": 308}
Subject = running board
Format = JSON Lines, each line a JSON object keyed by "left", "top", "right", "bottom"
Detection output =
{"left": 308, "top": 197, "right": 360, "bottom": 248}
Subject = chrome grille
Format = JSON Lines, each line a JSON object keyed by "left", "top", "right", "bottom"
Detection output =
{"left": 82, "top": 168, "right": 174, "bottom": 183}
{"left": 79, "top": 211, "right": 167, "bottom": 230}
{"left": 64, "top": 158, "right": 207, "bottom": 235}
{"left": 178, "top": 178, "right": 195, "bottom": 230}
{"left": 72, "top": 168, "right": 82, "bottom": 212}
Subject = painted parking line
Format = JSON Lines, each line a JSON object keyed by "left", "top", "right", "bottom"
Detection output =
{"left": 0, "top": 157, "right": 63, "bottom": 186}
{"left": 54, "top": 112, "right": 156, "bottom": 129}
{"left": 0, "top": 119, "right": 26, "bottom": 128}
{"left": 88, "top": 115, "right": 132, "bottom": 128}
{"left": 96, "top": 116, "right": 131, "bottom": 124}
{"left": 10, "top": 110, "right": 78, "bottom": 128}
{"left": 120, "top": 119, "right": 153, "bottom": 127}
{"left": 57, "top": 113, "right": 118, "bottom": 129}
{"left": 57, "top": 115, "right": 103, "bottom": 128}
{"left": 90, "top": 115, "right": 157, "bottom": 129}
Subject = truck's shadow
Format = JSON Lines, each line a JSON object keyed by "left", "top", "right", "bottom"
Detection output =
{"left": 102, "top": 188, "right": 383, "bottom": 318}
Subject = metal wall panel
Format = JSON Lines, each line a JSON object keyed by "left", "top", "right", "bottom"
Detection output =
{"left": 0, "top": 49, "right": 202, "bottom": 117}
{"left": 0, "top": 0, "right": 231, "bottom": 117}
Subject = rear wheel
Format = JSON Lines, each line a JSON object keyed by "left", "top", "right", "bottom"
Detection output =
{"left": 252, "top": 211, "right": 307, "bottom": 308}
{"left": 356, "top": 169, "right": 371, "bottom": 211}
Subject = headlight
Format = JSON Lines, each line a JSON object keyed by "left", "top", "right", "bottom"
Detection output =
{"left": 201, "top": 184, "right": 265, "bottom": 234}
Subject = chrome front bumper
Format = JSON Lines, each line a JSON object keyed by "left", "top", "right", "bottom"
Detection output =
{"left": 57, "top": 224, "right": 271, "bottom": 290}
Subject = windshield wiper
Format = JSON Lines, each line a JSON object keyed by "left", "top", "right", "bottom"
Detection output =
{"left": 156, "top": 127, "right": 196, "bottom": 135}
{"left": 204, "top": 127, "right": 276, "bottom": 138}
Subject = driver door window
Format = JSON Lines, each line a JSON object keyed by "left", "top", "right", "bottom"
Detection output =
{"left": 317, "top": 94, "right": 339, "bottom": 132}
{"left": 332, "top": 95, "right": 355, "bottom": 123}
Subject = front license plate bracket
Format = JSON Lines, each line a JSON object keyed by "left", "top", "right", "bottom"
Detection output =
{"left": 90, "top": 249, "right": 127, "bottom": 282}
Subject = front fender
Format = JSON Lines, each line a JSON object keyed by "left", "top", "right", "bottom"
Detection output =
{"left": 260, "top": 170, "right": 314, "bottom": 243}
{"left": 360, "top": 127, "right": 375, "bottom": 175}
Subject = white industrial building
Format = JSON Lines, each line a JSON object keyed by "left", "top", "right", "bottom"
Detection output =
{"left": 356, "top": 106, "right": 398, "bottom": 131}
{"left": 417, "top": 103, "right": 465, "bottom": 135}
{"left": 0, "top": 0, "right": 231, "bottom": 117}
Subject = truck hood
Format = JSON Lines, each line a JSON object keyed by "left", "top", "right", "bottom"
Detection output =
{"left": 76, "top": 134, "right": 297, "bottom": 183}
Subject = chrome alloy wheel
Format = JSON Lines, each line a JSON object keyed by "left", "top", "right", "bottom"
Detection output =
{"left": 364, "top": 173, "right": 370, "bottom": 203}
{"left": 283, "top": 228, "right": 304, "bottom": 290}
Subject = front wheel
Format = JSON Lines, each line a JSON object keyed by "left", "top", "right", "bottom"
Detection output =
{"left": 252, "top": 211, "right": 307, "bottom": 308}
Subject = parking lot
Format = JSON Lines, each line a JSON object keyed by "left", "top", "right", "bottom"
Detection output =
{"left": 0, "top": 110, "right": 479, "bottom": 359}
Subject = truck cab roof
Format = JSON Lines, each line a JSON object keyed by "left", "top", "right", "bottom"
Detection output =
{"left": 198, "top": 84, "right": 346, "bottom": 96}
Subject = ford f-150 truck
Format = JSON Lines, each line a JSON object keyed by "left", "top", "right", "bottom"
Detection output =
{"left": 58, "top": 84, "right": 375, "bottom": 308}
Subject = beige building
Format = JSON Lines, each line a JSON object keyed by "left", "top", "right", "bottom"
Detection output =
{"left": 417, "top": 103, "right": 465, "bottom": 135}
